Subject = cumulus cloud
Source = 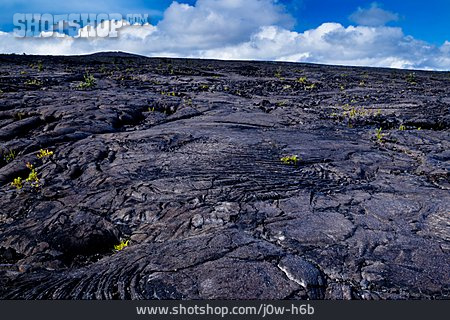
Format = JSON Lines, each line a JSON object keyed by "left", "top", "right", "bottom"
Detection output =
{"left": 0, "top": 0, "right": 449, "bottom": 70}
{"left": 156, "top": 0, "right": 294, "bottom": 48}
{"left": 196, "top": 24, "right": 450, "bottom": 70}
{"left": 349, "top": 2, "right": 399, "bottom": 26}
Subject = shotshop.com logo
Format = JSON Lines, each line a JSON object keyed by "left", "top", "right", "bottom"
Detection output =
{"left": 13, "top": 13, "right": 150, "bottom": 38}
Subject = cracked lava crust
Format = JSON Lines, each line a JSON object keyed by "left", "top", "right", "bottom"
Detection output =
{"left": 0, "top": 53, "right": 449, "bottom": 299}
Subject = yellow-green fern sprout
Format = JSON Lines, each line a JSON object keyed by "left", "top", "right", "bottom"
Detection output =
{"left": 11, "top": 177, "right": 23, "bottom": 190}
{"left": 25, "top": 163, "right": 39, "bottom": 188}
{"left": 37, "top": 149, "right": 54, "bottom": 159}
{"left": 114, "top": 240, "right": 129, "bottom": 251}
{"left": 281, "top": 155, "right": 300, "bottom": 165}
{"left": 375, "top": 128, "right": 385, "bottom": 142}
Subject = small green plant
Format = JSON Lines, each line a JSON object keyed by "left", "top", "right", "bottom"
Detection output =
{"left": 280, "top": 155, "right": 299, "bottom": 165}
{"left": 167, "top": 64, "right": 175, "bottom": 75}
{"left": 335, "top": 106, "right": 375, "bottom": 121}
{"left": 36, "top": 149, "right": 54, "bottom": 159}
{"left": 148, "top": 106, "right": 155, "bottom": 112}
{"left": 14, "top": 112, "right": 25, "bottom": 121}
{"left": 305, "top": 83, "right": 317, "bottom": 90}
{"left": 10, "top": 162, "right": 40, "bottom": 190}
{"left": 406, "top": 72, "right": 417, "bottom": 85}
{"left": 161, "top": 91, "right": 181, "bottom": 97}
{"left": 24, "top": 79, "right": 42, "bottom": 86}
{"left": 78, "top": 73, "right": 96, "bottom": 89}
{"left": 399, "top": 125, "right": 406, "bottom": 131}
{"left": 114, "top": 240, "right": 129, "bottom": 251}
{"left": 4, "top": 149, "right": 16, "bottom": 162}
{"left": 25, "top": 163, "right": 39, "bottom": 188}
{"left": 11, "top": 177, "right": 23, "bottom": 190}
{"left": 348, "top": 107, "right": 369, "bottom": 119}
{"left": 274, "top": 68, "right": 284, "bottom": 80}
{"left": 10, "top": 147, "right": 56, "bottom": 191}
{"left": 348, "top": 108, "right": 358, "bottom": 118}
{"left": 297, "top": 77, "right": 308, "bottom": 84}
{"left": 375, "top": 128, "right": 385, "bottom": 143}
{"left": 37, "top": 61, "right": 44, "bottom": 72}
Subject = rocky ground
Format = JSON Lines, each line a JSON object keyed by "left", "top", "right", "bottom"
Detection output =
{"left": 0, "top": 53, "right": 448, "bottom": 299}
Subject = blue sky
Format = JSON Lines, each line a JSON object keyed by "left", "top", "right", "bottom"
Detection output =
{"left": 1, "top": 0, "right": 448, "bottom": 44}
{"left": 0, "top": 0, "right": 449, "bottom": 70}
{"left": 283, "top": 0, "right": 450, "bottom": 46}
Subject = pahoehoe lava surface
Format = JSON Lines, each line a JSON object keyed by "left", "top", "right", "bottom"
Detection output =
{"left": 0, "top": 53, "right": 449, "bottom": 299}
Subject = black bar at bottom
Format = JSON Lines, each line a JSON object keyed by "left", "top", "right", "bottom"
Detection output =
{"left": 0, "top": 301, "right": 448, "bottom": 320}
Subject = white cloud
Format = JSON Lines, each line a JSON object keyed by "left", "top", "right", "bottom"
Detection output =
{"left": 349, "top": 2, "right": 399, "bottom": 26}
{"left": 194, "top": 24, "right": 450, "bottom": 70}
{"left": 0, "top": 0, "right": 449, "bottom": 71}
{"left": 156, "top": 0, "right": 294, "bottom": 49}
